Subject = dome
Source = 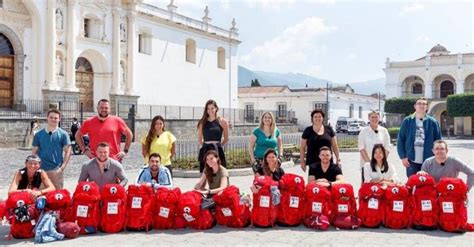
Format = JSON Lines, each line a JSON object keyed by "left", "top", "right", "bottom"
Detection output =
{"left": 428, "top": 44, "right": 449, "bottom": 54}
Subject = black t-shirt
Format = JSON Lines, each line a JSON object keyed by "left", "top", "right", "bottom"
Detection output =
{"left": 308, "top": 162, "right": 342, "bottom": 182}
{"left": 302, "top": 125, "right": 335, "bottom": 165}
{"left": 257, "top": 166, "right": 285, "bottom": 182}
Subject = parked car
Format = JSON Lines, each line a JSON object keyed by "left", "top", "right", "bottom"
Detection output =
{"left": 336, "top": 117, "right": 355, "bottom": 133}
{"left": 347, "top": 123, "right": 363, "bottom": 135}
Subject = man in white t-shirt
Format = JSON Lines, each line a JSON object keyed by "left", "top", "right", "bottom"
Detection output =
{"left": 358, "top": 110, "right": 391, "bottom": 182}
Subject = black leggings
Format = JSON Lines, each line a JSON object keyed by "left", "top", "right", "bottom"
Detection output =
{"left": 198, "top": 143, "right": 226, "bottom": 173}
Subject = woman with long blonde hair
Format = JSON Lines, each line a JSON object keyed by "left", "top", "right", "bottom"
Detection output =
{"left": 249, "top": 111, "right": 283, "bottom": 173}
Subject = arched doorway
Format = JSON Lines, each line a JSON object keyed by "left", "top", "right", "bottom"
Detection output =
{"left": 440, "top": 111, "right": 454, "bottom": 135}
{"left": 440, "top": 80, "right": 454, "bottom": 98}
{"left": 75, "top": 57, "right": 94, "bottom": 111}
{"left": 0, "top": 33, "right": 14, "bottom": 108}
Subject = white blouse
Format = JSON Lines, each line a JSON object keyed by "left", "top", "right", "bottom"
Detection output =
{"left": 363, "top": 162, "right": 399, "bottom": 183}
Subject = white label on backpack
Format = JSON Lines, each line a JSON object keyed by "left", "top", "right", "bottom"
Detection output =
{"left": 76, "top": 205, "right": 89, "bottom": 218}
{"left": 131, "top": 197, "right": 142, "bottom": 209}
{"left": 221, "top": 207, "right": 233, "bottom": 217}
{"left": 368, "top": 198, "right": 379, "bottom": 210}
{"left": 107, "top": 202, "right": 118, "bottom": 215}
{"left": 393, "top": 201, "right": 404, "bottom": 212}
{"left": 421, "top": 200, "right": 432, "bottom": 212}
{"left": 289, "top": 196, "right": 299, "bottom": 208}
{"left": 260, "top": 196, "right": 270, "bottom": 208}
{"left": 183, "top": 213, "right": 195, "bottom": 222}
{"left": 442, "top": 202, "right": 454, "bottom": 213}
{"left": 312, "top": 202, "right": 322, "bottom": 213}
{"left": 338, "top": 204, "right": 348, "bottom": 213}
{"left": 159, "top": 207, "right": 170, "bottom": 218}
{"left": 31, "top": 219, "right": 36, "bottom": 226}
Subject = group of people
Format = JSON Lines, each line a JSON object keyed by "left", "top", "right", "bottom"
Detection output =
{"left": 8, "top": 97, "right": 473, "bottom": 203}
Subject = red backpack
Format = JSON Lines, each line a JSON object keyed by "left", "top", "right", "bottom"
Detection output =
{"left": 100, "top": 184, "right": 127, "bottom": 233}
{"left": 69, "top": 182, "right": 101, "bottom": 234}
{"left": 276, "top": 174, "right": 305, "bottom": 226}
{"left": 436, "top": 178, "right": 469, "bottom": 233}
{"left": 330, "top": 183, "right": 360, "bottom": 229}
{"left": 383, "top": 185, "right": 411, "bottom": 229}
{"left": 303, "top": 183, "right": 331, "bottom": 230}
{"left": 45, "top": 189, "right": 71, "bottom": 221}
{"left": 357, "top": 183, "right": 384, "bottom": 228}
{"left": 5, "top": 191, "right": 39, "bottom": 239}
{"left": 125, "top": 184, "right": 154, "bottom": 231}
{"left": 406, "top": 174, "right": 439, "bottom": 230}
{"left": 176, "top": 191, "right": 215, "bottom": 230}
{"left": 213, "top": 185, "right": 250, "bottom": 228}
{"left": 153, "top": 187, "right": 181, "bottom": 230}
{"left": 251, "top": 175, "right": 279, "bottom": 228}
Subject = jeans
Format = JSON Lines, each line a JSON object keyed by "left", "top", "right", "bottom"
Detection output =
{"left": 406, "top": 160, "right": 423, "bottom": 178}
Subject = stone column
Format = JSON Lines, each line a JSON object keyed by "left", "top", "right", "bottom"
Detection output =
{"left": 424, "top": 80, "right": 433, "bottom": 99}
{"left": 125, "top": 12, "right": 135, "bottom": 95}
{"left": 65, "top": 0, "right": 78, "bottom": 91}
{"left": 111, "top": 8, "right": 121, "bottom": 94}
{"left": 456, "top": 80, "right": 465, "bottom": 94}
{"left": 45, "top": 0, "right": 58, "bottom": 90}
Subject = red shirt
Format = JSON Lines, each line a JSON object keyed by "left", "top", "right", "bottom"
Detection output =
{"left": 80, "top": 116, "right": 127, "bottom": 160}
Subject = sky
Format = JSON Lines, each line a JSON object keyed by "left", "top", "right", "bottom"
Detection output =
{"left": 143, "top": 0, "right": 473, "bottom": 83}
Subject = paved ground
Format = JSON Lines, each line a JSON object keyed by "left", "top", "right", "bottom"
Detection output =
{"left": 0, "top": 139, "right": 472, "bottom": 246}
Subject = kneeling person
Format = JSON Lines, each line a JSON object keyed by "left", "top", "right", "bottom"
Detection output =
{"left": 136, "top": 153, "right": 173, "bottom": 189}
{"left": 78, "top": 142, "right": 128, "bottom": 189}
{"left": 308, "top": 146, "right": 345, "bottom": 188}
{"left": 194, "top": 150, "right": 229, "bottom": 197}
{"left": 8, "top": 155, "right": 56, "bottom": 198}
{"left": 419, "top": 140, "right": 473, "bottom": 191}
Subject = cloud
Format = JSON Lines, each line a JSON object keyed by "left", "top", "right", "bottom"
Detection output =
{"left": 244, "top": 0, "right": 334, "bottom": 9}
{"left": 416, "top": 35, "right": 432, "bottom": 43}
{"left": 345, "top": 53, "right": 357, "bottom": 61}
{"left": 240, "top": 17, "right": 337, "bottom": 77}
{"left": 401, "top": 3, "right": 424, "bottom": 14}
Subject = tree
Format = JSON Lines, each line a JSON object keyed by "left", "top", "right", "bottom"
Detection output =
{"left": 251, "top": 78, "right": 261, "bottom": 87}
{"left": 447, "top": 93, "right": 474, "bottom": 117}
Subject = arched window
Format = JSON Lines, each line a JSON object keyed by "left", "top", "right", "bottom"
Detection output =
{"left": 0, "top": 33, "right": 14, "bottom": 55}
{"left": 440, "top": 80, "right": 454, "bottom": 98}
{"left": 217, "top": 47, "right": 225, "bottom": 69}
{"left": 412, "top": 83, "right": 423, "bottom": 94}
{"left": 186, "top": 39, "right": 196, "bottom": 64}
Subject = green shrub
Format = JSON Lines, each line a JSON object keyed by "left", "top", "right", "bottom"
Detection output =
{"left": 384, "top": 97, "right": 417, "bottom": 116}
{"left": 447, "top": 93, "right": 474, "bottom": 117}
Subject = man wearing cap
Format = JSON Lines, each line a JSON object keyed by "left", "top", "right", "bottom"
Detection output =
{"left": 8, "top": 155, "right": 56, "bottom": 198}
{"left": 32, "top": 109, "right": 71, "bottom": 189}
{"left": 78, "top": 142, "right": 128, "bottom": 189}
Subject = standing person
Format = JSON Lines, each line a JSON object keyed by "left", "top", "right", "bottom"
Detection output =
{"left": 358, "top": 110, "right": 391, "bottom": 182}
{"left": 249, "top": 112, "right": 283, "bottom": 173}
{"left": 197, "top": 100, "right": 229, "bottom": 173}
{"left": 141, "top": 115, "right": 176, "bottom": 177}
{"left": 70, "top": 117, "right": 80, "bottom": 140}
{"left": 363, "top": 144, "right": 399, "bottom": 185}
{"left": 32, "top": 109, "right": 71, "bottom": 189}
{"left": 194, "top": 150, "right": 229, "bottom": 196}
{"left": 397, "top": 97, "right": 442, "bottom": 177}
{"left": 78, "top": 142, "right": 128, "bottom": 189}
{"left": 26, "top": 117, "right": 40, "bottom": 148}
{"left": 75, "top": 99, "right": 133, "bottom": 162}
{"left": 300, "top": 109, "right": 341, "bottom": 172}
{"left": 136, "top": 153, "right": 173, "bottom": 189}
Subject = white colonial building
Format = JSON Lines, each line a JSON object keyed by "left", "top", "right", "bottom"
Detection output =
{"left": 384, "top": 44, "right": 474, "bottom": 135}
{"left": 0, "top": 0, "right": 240, "bottom": 113}
{"left": 238, "top": 86, "right": 384, "bottom": 130}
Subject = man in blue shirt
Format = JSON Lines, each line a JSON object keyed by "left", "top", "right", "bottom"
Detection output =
{"left": 397, "top": 97, "right": 442, "bottom": 178}
{"left": 33, "top": 109, "right": 71, "bottom": 189}
{"left": 136, "top": 153, "right": 173, "bottom": 189}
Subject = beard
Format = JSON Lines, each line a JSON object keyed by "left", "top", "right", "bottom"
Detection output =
{"left": 97, "top": 157, "right": 108, "bottom": 163}
{"left": 99, "top": 112, "right": 109, "bottom": 118}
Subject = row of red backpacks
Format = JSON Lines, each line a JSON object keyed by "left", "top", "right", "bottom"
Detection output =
{"left": 1, "top": 173, "right": 473, "bottom": 239}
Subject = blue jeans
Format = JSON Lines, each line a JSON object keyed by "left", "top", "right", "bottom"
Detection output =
{"left": 406, "top": 160, "right": 422, "bottom": 178}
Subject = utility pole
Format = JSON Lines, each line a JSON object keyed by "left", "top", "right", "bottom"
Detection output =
{"left": 326, "top": 82, "right": 329, "bottom": 125}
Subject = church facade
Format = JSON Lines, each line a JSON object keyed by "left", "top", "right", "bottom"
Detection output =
{"left": 384, "top": 44, "right": 474, "bottom": 135}
{"left": 0, "top": 0, "right": 240, "bottom": 113}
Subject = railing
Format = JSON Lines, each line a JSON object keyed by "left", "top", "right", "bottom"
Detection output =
{"left": 137, "top": 3, "right": 237, "bottom": 39}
